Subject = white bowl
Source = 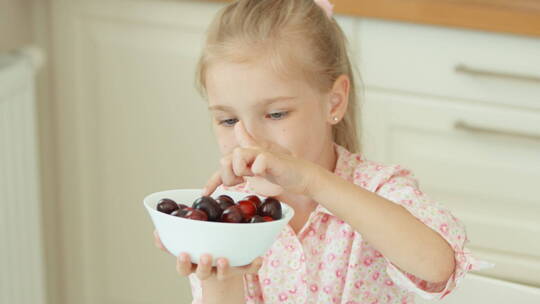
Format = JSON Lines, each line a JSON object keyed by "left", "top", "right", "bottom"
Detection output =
{"left": 143, "top": 188, "right": 295, "bottom": 267}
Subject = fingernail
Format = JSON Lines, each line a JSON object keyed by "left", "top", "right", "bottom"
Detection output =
{"left": 218, "top": 259, "right": 226, "bottom": 268}
{"left": 201, "top": 255, "right": 210, "bottom": 264}
{"left": 179, "top": 254, "right": 188, "bottom": 262}
{"left": 201, "top": 188, "right": 207, "bottom": 196}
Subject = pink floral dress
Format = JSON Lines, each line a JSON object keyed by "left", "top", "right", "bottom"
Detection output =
{"left": 189, "top": 143, "right": 493, "bottom": 303}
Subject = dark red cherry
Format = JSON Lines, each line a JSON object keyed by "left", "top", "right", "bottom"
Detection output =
{"left": 237, "top": 200, "right": 257, "bottom": 221}
{"left": 184, "top": 209, "right": 208, "bottom": 221}
{"left": 260, "top": 197, "right": 282, "bottom": 220}
{"left": 171, "top": 207, "right": 192, "bottom": 217}
{"left": 221, "top": 205, "right": 243, "bottom": 223}
{"left": 157, "top": 198, "right": 179, "bottom": 214}
{"left": 249, "top": 215, "right": 265, "bottom": 223}
{"left": 262, "top": 216, "right": 274, "bottom": 222}
{"left": 244, "top": 195, "right": 262, "bottom": 211}
{"left": 192, "top": 196, "right": 222, "bottom": 221}
{"left": 217, "top": 195, "right": 234, "bottom": 205}
{"left": 216, "top": 195, "right": 235, "bottom": 212}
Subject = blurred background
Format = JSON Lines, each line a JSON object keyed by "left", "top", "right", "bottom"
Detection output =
{"left": 0, "top": 0, "right": 539, "bottom": 303}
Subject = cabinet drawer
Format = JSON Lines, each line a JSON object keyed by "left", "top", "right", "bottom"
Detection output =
{"left": 356, "top": 19, "right": 540, "bottom": 110}
{"left": 362, "top": 90, "right": 540, "bottom": 286}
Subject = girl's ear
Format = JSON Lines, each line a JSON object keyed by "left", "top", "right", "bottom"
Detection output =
{"left": 327, "top": 74, "right": 350, "bottom": 124}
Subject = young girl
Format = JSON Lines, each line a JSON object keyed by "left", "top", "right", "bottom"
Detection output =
{"left": 154, "top": 0, "right": 493, "bottom": 303}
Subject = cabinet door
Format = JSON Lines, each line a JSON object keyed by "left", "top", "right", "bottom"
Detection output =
{"left": 356, "top": 18, "right": 540, "bottom": 111}
{"left": 51, "top": 0, "right": 226, "bottom": 303}
{"left": 361, "top": 89, "right": 540, "bottom": 286}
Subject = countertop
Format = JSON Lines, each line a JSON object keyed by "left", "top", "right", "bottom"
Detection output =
{"left": 208, "top": 0, "right": 540, "bottom": 37}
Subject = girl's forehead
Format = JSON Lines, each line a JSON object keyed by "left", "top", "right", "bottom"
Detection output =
{"left": 207, "top": 60, "right": 296, "bottom": 88}
{"left": 206, "top": 61, "right": 317, "bottom": 106}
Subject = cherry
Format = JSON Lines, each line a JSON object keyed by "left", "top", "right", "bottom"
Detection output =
{"left": 193, "top": 196, "right": 222, "bottom": 221}
{"left": 248, "top": 215, "right": 274, "bottom": 223}
{"left": 177, "top": 203, "right": 189, "bottom": 210}
{"left": 216, "top": 195, "right": 235, "bottom": 212}
{"left": 249, "top": 215, "right": 264, "bottom": 223}
{"left": 184, "top": 209, "right": 208, "bottom": 221}
{"left": 260, "top": 197, "right": 282, "bottom": 220}
{"left": 262, "top": 216, "right": 274, "bottom": 222}
{"left": 237, "top": 200, "right": 257, "bottom": 221}
{"left": 217, "top": 195, "right": 234, "bottom": 205}
{"left": 221, "top": 205, "right": 243, "bottom": 223}
{"left": 171, "top": 207, "right": 192, "bottom": 217}
{"left": 157, "top": 198, "right": 179, "bottom": 214}
{"left": 244, "top": 195, "right": 262, "bottom": 211}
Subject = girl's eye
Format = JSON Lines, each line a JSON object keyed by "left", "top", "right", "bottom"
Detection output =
{"left": 217, "top": 112, "right": 289, "bottom": 127}
{"left": 266, "top": 111, "right": 289, "bottom": 120}
{"left": 218, "top": 118, "right": 238, "bottom": 127}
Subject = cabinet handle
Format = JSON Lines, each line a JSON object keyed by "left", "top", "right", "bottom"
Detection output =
{"left": 455, "top": 64, "right": 540, "bottom": 84}
{"left": 454, "top": 120, "right": 540, "bottom": 141}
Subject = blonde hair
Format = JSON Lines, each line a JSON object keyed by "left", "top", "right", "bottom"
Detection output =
{"left": 195, "top": 0, "right": 362, "bottom": 153}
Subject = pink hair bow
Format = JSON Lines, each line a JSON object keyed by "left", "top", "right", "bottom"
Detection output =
{"left": 314, "top": 0, "right": 334, "bottom": 18}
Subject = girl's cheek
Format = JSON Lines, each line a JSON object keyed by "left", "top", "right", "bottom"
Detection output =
{"left": 221, "top": 145, "right": 233, "bottom": 155}
{"left": 217, "top": 135, "right": 236, "bottom": 155}
{"left": 217, "top": 140, "right": 230, "bottom": 155}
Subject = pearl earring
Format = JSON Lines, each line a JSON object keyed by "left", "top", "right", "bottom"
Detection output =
{"left": 333, "top": 116, "right": 339, "bottom": 122}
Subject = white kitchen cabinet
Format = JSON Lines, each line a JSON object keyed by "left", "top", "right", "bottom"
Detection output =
{"left": 51, "top": 1, "right": 224, "bottom": 304}
{"left": 356, "top": 18, "right": 540, "bottom": 111}
{"left": 361, "top": 88, "right": 540, "bottom": 286}
{"left": 357, "top": 18, "right": 540, "bottom": 287}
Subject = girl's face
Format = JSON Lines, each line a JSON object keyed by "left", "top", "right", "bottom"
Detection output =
{"left": 206, "top": 60, "right": 334, "bottom": 168}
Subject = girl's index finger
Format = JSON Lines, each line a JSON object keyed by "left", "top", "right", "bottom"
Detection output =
{"left": 202, "top": 171, "right": 222, "bottom": 196}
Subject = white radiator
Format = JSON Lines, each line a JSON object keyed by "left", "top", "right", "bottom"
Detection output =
{"left": 0, "top": 47, "right": 46, "bottom": 304}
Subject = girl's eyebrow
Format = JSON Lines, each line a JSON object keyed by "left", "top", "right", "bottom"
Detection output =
{"left": 208, "top": 104, "right": 235, "bottom": 112}
{"left": 258, "top": 96, "right": 296, "bottom": 106}
{"left": 208, "top": 96, "right": 296, "bottom": 112}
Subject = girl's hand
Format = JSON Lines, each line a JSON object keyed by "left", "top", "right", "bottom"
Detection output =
{"left": 202, "top": 120, "right": 319, "bottom": 197}
{"left": 153, "top": 229, "right": 263, "bottom": 281}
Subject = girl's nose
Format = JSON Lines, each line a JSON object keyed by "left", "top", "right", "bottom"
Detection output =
{"left": 239, "top": 119, "right": 265, "bottom": 144}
